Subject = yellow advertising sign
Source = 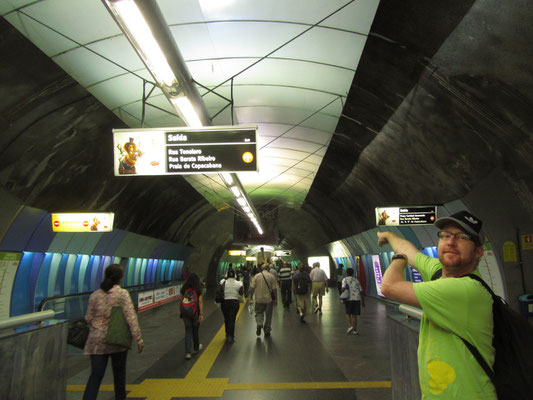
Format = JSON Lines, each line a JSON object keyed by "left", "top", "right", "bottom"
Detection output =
{"left": 503, "top": 241, "right": 517, "bottom": 262}
{"left": 51, "top": 213, "right": 114, "bottom": 232}
{"left": 228, "top": 250, "right": 246, "bottom": 256}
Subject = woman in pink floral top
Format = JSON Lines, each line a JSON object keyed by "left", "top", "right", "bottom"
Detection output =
{"left": 83, "top": 264, "right": 144, "bottom": 400}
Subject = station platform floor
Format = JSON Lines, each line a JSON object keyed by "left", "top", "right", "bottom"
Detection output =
{"left": 66, "top": 289, "right": 393, "bottom": 400}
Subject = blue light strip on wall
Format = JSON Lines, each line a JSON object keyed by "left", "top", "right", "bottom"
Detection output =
{"left": 8, "top": 251, "right": 187, "bottom": 317}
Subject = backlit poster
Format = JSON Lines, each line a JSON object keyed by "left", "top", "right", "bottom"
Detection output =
{"left": 52, "top": 213, "right": 114, "bottom": 232}
{"left": 372, "top": 255, "right": 384, "bottom": 297}
{"left": 375, "top": 206, "right": 437, "bottom": 226}
{"left": 0, "top": 252, "right": 21, "bottom": 319}
{"left": 410, "top": 267, "right": 423, "bottom": 283}
{"left": 113, "top": 126, "right": 257, "bottom": 175}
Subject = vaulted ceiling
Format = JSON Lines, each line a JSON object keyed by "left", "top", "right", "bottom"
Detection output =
{"left": 1, "top": 0, "right": 532, "bottom": 257}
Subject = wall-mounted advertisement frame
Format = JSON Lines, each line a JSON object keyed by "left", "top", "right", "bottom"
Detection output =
{"left": 371, "top": 255, "right": 384, "bottom": 297}
{"left": 113, "top": 125, "right": 257, "bottom": 176}
{"left": 137, "top": 285, "right": 180, "bottom": 313}
{"left": 51, "top": 213, "right": 114, "bottom": 232}
{"left": 375, "top": 206, "right": 437, "bottom": 226}
{"left": 0, "top": 252, "right": 21, "bottom": 319}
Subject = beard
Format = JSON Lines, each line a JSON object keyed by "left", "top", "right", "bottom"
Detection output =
{"left": 438, "top": 254, "right": 464, "bottom": 273}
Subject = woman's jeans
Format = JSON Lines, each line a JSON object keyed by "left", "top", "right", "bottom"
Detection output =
{"left": 221, "top": 300, "right": 240, "bottom": 338}
{"left": 83, "top": 351, "right": 128, "bottom": 400}
{"left": 183, "top": 317, "right": 199, "bottom": 354}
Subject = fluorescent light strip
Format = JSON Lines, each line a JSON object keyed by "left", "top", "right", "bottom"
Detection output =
{"left": 230, "top": 186, "right": 241, "bottom": 197}
{"left": 237, "top": 197, "right": 247, "bottom": 207}
{"left": 220, "top": 173, "right": 233, "bottom": 186}
{"left": 170, "top": 96, "right": 203, "bottom": 128}
{"left": 108, "top": 0, "right": 175, "bottom": 87}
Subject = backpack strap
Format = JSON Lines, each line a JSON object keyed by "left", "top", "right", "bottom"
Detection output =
{"left": 429, "top": 269, "right": 496, "bottom": 382}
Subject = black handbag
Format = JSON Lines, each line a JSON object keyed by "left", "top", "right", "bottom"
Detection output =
{"left": 215, "top": 280, "right": 226, "bottom": 303}
{"left": 67, "top": 320, "right": 90, "bottom": 349}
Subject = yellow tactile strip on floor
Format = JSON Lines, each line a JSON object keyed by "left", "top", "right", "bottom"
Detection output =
{"left": 127, "top": 378, "right": 229, "bottom": 398}
{"left": 67, "top": 303, "right": 391, "bottom": 398}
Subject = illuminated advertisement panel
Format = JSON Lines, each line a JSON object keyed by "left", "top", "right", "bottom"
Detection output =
{"left": 371, "top": 255, "right": 384, "bottom": 297}
{"left": 52, "top": 213, "right": 114, "bottom": 232}
{"left": 0, "top": 252, "right": 21, "bottom": 319}
{"left": 375, "top": 206, "right": 437, "bottom": 226}
{"left": 410, "top": 267, "right": 423, "bottom": 283}
{"left": 228, "top": 250, "right": 246, "bottom": 256}
{"left": 113, "top": 125, "right": 257, "bottom": 176}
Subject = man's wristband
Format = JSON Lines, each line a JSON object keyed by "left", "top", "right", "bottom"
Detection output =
{"left": 391, "top": 253, "right": 408, "bottom": 262}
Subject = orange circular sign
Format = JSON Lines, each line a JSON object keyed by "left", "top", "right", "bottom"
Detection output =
{"left": 242, "top": 152, "right": 254, "bottom": 163}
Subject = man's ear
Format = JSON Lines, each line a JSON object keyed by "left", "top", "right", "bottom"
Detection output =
{"left": 475, "top": 245, "right": 484, "bottom": 260}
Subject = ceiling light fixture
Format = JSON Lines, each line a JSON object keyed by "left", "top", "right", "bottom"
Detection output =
{"left": 230, "top": 186, "right": 241, "bottom": 197}
{"left": 169, "top": 96, "right": 203, "bottom": 128}
{"left": 105, "top": 0, "right": 175, "bottom": 86}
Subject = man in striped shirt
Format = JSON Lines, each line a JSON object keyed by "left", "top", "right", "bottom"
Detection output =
{"left": 278, "top": 262, "right": 293, "bottom": 309}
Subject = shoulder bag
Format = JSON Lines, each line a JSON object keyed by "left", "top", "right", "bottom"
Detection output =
{"left": 215, "top": 280, "right": 226, "bottom": 303}
{"left": 104, "top": 296, "right": 132, "bottom": 349}
{"left": 261, "top": 271, "right": 276, "bottom": 301}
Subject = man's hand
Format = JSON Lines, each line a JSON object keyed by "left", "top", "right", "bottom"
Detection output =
{"left": 377, "top": 232, "right": 390, "bottom": 246}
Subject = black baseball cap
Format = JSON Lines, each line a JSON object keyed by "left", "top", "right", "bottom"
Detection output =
{"left": 434, "top": 210, "right": 484, "bottom": 245}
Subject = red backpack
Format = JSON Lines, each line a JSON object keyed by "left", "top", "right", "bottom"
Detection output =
{"left": 180, "top": 288, "right": 198, "bottom": 319}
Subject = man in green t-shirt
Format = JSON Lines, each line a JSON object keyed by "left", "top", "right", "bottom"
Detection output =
{"left": 377, "top": 211, "right": 496, "bottom": 399}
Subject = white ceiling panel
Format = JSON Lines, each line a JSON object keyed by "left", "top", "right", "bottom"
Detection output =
{"left": 230, "top": 59, "right": 355, "bottom": 94}
{"left": 3, "top": 11, "right": 75, "bottom": 56}
{"left": 231, "top": 85, "right": 341, "bottom": 110}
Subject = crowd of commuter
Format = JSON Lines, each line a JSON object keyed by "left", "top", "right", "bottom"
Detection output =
{"left": 81, "top": 254, "right": 363, "bottom": 398}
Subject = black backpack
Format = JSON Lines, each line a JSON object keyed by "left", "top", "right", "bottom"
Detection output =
{"left": 431, "top": 269, "right": 533, "bottom": 399}
{"left": 295, "top": 273, "right": 309, "bottom": 294}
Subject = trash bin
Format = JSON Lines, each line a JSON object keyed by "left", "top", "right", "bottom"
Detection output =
{"left": 518, "top": 294, "right": 533, "bottom": 318}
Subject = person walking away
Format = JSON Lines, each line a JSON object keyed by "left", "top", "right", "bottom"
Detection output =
{"left": 269, "top": 262, "right": 278, "bottom": 280}
{"left": 378, "top": 210, "right": 496, "bottom": 399}
{"left": 336, "top": 264, "right": 345, "bottom": 294}
{"left": 83, "top": 264, "right": 144, "bottom": 400}
{"left": 310, "top": 262, "right": 329, "bottom": 314}
{"left": 180, "top": 272, "right": 204, "bottom": 360}
{"left": 218, "top": 269, "right": 243, "bottom": 343}
{"left": 292, "top": 262, "right": 312, "bottom": 323}
{"left": 249, "top": 264, "right": 278, "bottom": 337}
{"left": 341, "top": 267, "right": 365, "bottom": 335}
{"left": 242, "top": 267, "right": 251, "bottom": 297}
{"left": 278, "top": 262, "right": 293, "bottom": 309}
